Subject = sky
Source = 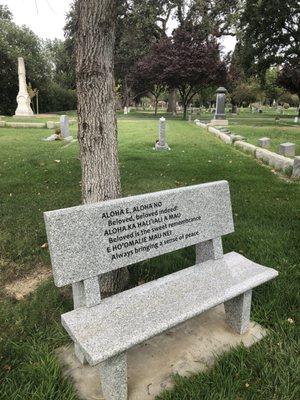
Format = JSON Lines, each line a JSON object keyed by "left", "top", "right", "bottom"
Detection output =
{"left": 2, "top": 0, "right": 236, "bottom": 52}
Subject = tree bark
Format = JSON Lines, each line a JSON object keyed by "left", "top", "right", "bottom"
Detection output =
{"left": 154, "top": 97, "right": 158, "bottom": 115}
{"left": 167, "top": 88, "right": 177, "bottom": 114}
{"left": 76, "top": 0, "right": 129, "bottom": 296}
{"left": 183, "top": 104, "right": 187, "bottom": 120}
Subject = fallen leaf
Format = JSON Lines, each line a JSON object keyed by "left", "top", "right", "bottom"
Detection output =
{"left": 54, "top": 159, "right": 61, "bottom": 163}
{"left": 41, "top": 243, "right": 48, "bottom": 249}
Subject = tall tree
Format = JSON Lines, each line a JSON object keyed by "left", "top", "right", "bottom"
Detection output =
{"left": 278, "top": 59, "right": 300, "bottom": 116}
{"left": 153, "top": 29, "right": 226, "bottom": 119}
{"left": 173, "top": 0, "right": 240, "bottom": 38}
{"left": 115, "top": 0, "right": 173, "bottom": 106}
{"left": 76, "top": 0, "right": 128, "bottom": 295}
{"left": 131, "top": 51, "right": 167, "bottom": 115}
{"left": 239, "top": 0, "right": 300, "bottom": 78}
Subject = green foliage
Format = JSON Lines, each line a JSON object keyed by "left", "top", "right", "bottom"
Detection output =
{"left": 0, "top": 4, "right": 12, "bottom": 20}
{"left": 263, "top": 69, "right": 283, "bottom": 104}
{"left": 0, "top": 18, "right": 50, "bottom": 115}
{"left": 239, "top": 0, "right": 300, "bottom": 77}
{"left": 0, "top": 5, "right": 77, "bottom": 115}
{"left": 231, "top": 78, "right": 263, "bottom": 106}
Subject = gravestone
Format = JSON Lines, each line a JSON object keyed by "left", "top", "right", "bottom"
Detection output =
{"left": 209, "top": 87, "right": 228, "bottom": 126}
{"left": 155, "top": 117, "right": 170, "bottom": 151}
{"left": 294, "top": 117, "right": 299, "bottom": 123}
{"left": 278, "top": 142, "right": 295, "bottom": 157}
{"left": 15, "top": 57, "right": 34, "bottom": 117}
{"left": 258, "top": 137, "right": 270, "bottom": 148}
{"left": 124, "top": 107, "right": 128, "bottom": 115}
{"left": 60, "top": 115, "right": 72, "bottom": 139}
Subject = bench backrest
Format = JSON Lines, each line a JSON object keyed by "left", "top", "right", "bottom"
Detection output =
{"left": 44, "top": 180, "right": 234, "bottom": 287}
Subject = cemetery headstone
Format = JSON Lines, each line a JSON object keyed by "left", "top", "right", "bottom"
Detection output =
{"left": 123, "top": 107, "right": 128, "bottom": 115}
{"left": 155, "top": 117, "right": 170, "bottom": 151}
{"left": 294, "top": 117, "right": 299, "bottom": 123}
{"left": 278, "top": 142, "right": 295, "bottom": 157}
{"left": 15, "top": 57, "right": 34, "bottom": 117}
{"left": 258, "top": 137, "right": 271, "bottom": 148}
{"left": 209, "top": 87, "right": 228, "bottom": 126}
{"left": 60, "top": 115, "right": 72, "bottom": 140}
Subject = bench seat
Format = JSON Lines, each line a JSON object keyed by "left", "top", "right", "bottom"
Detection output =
{"left": 62, "top": 251, "right": 277, "bottom": 366}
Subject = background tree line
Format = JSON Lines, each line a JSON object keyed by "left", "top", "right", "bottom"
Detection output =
{"left": 0, "top": 1, "right": 299, "bottom": 116}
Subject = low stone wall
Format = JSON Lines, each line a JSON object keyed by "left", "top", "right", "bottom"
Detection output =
{"left": 233, "top": 141, "right": 257, "bottom": 156}
{"left": 195, "top": 121, "right": 208, "bottom": 129}
{"left": 5, "top": 122, "right": 46, "bottom": 128}
{"left": 255, "top": 148, "right": 293, "bottom": 172}
{"left": 0, "top": 118, "right": 77, "bottom": 129}
{"left": 195, "top": 121, "right": 299, "bottom": 178}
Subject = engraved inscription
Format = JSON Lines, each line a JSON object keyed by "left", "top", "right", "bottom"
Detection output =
{"left": 102, "top": 201, "right": 202, "bottom": 261}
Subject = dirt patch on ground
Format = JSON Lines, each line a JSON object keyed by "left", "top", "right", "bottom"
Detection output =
{"left": 4, "top": 266, "right": 52, "bottom": 300}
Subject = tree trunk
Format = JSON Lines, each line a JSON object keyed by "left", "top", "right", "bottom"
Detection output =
{"left": 167, "top": 88, "right": 177, "bottom": 114}
{"left": 76, "top": 0, "right": 129, "bottom": 296}
{"left": 154, "top": 97, "right": 158, "bottom": 115}
{"left": 183, "top": 104, "right": 187, "bottom": 120}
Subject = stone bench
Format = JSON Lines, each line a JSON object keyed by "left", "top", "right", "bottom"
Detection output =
{"left": 44, "top": 181, "right": 277, "bottom": 400}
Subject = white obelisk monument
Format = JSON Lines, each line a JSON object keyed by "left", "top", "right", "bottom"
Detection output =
{"left": 15, "top": 57, "right": 33, "bottom": 116}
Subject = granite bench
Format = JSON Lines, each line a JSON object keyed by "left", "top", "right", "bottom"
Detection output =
{"left": 44, "top": 181, "right": 278, "bottom": 400}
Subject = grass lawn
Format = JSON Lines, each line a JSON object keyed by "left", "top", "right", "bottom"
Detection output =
{"left": 228, "top": 122, "right": 300, "bottom": 155}
{"left": 0, "top": 116, "right": 299, "bottom": 399}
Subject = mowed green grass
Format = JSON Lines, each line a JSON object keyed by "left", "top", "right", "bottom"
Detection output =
{"left": 0, "top": 118, "right": 299, "bottom": 399}
{"left": 229, "top": 122, "right": 300, "bottom": 155}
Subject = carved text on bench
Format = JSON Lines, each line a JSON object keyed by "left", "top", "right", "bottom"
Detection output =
{"left": 102, "top": 201, "right": 202, "bottom": 261}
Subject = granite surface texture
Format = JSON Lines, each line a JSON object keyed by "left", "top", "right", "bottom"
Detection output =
{"left": 61, "top": 251, "right": 278, "bottom": 366}
{"left": 99, "top": 353, "right": 127, "bottom": 400}
{"left": 278, "top": 142, "right": 296, "bottom": 157}
{"left": 60, "top": 115, "right": 71, "bottom": 138}
{"left": 44, "top": 181, "right": 234, "bottom": 286}
{"left": 292, "top": 156, "right": 300, "bottom": 178}
{"left": 256, "top": 148, "right": 294, "bottom": 170}
{"left": 224, "top": 290, "right": 252, "bottom": 334}
{"left": 234, "top": 141, "right": 258, "bottom": 156}
{"left": 258, "top": 137, "right": 271, "bottom": 148}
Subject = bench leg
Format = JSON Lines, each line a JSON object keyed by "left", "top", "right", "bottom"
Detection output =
{"left": 99, "top": 352, "right": 127, "bottom": 400}
{"left": 224, "top": 290, "right": 252, "bottom": 334}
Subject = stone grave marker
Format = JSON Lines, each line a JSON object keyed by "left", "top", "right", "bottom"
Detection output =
{"left": 15, "top": 57, "right": 34, "bottom": 117}
{"left": 258, "top": 137, "right": 270, "bottom": 148}
{"left": 209, "top": 87, "right": 228, "bottom": 126}
{"left": 278, "top": 142, "right": 295, "bottom": 157}
{"left": 60, "top": 115, "right": 72, "bottom": 140}
{"left": 155, "top": 117, "right": 170, "bottom": 151}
